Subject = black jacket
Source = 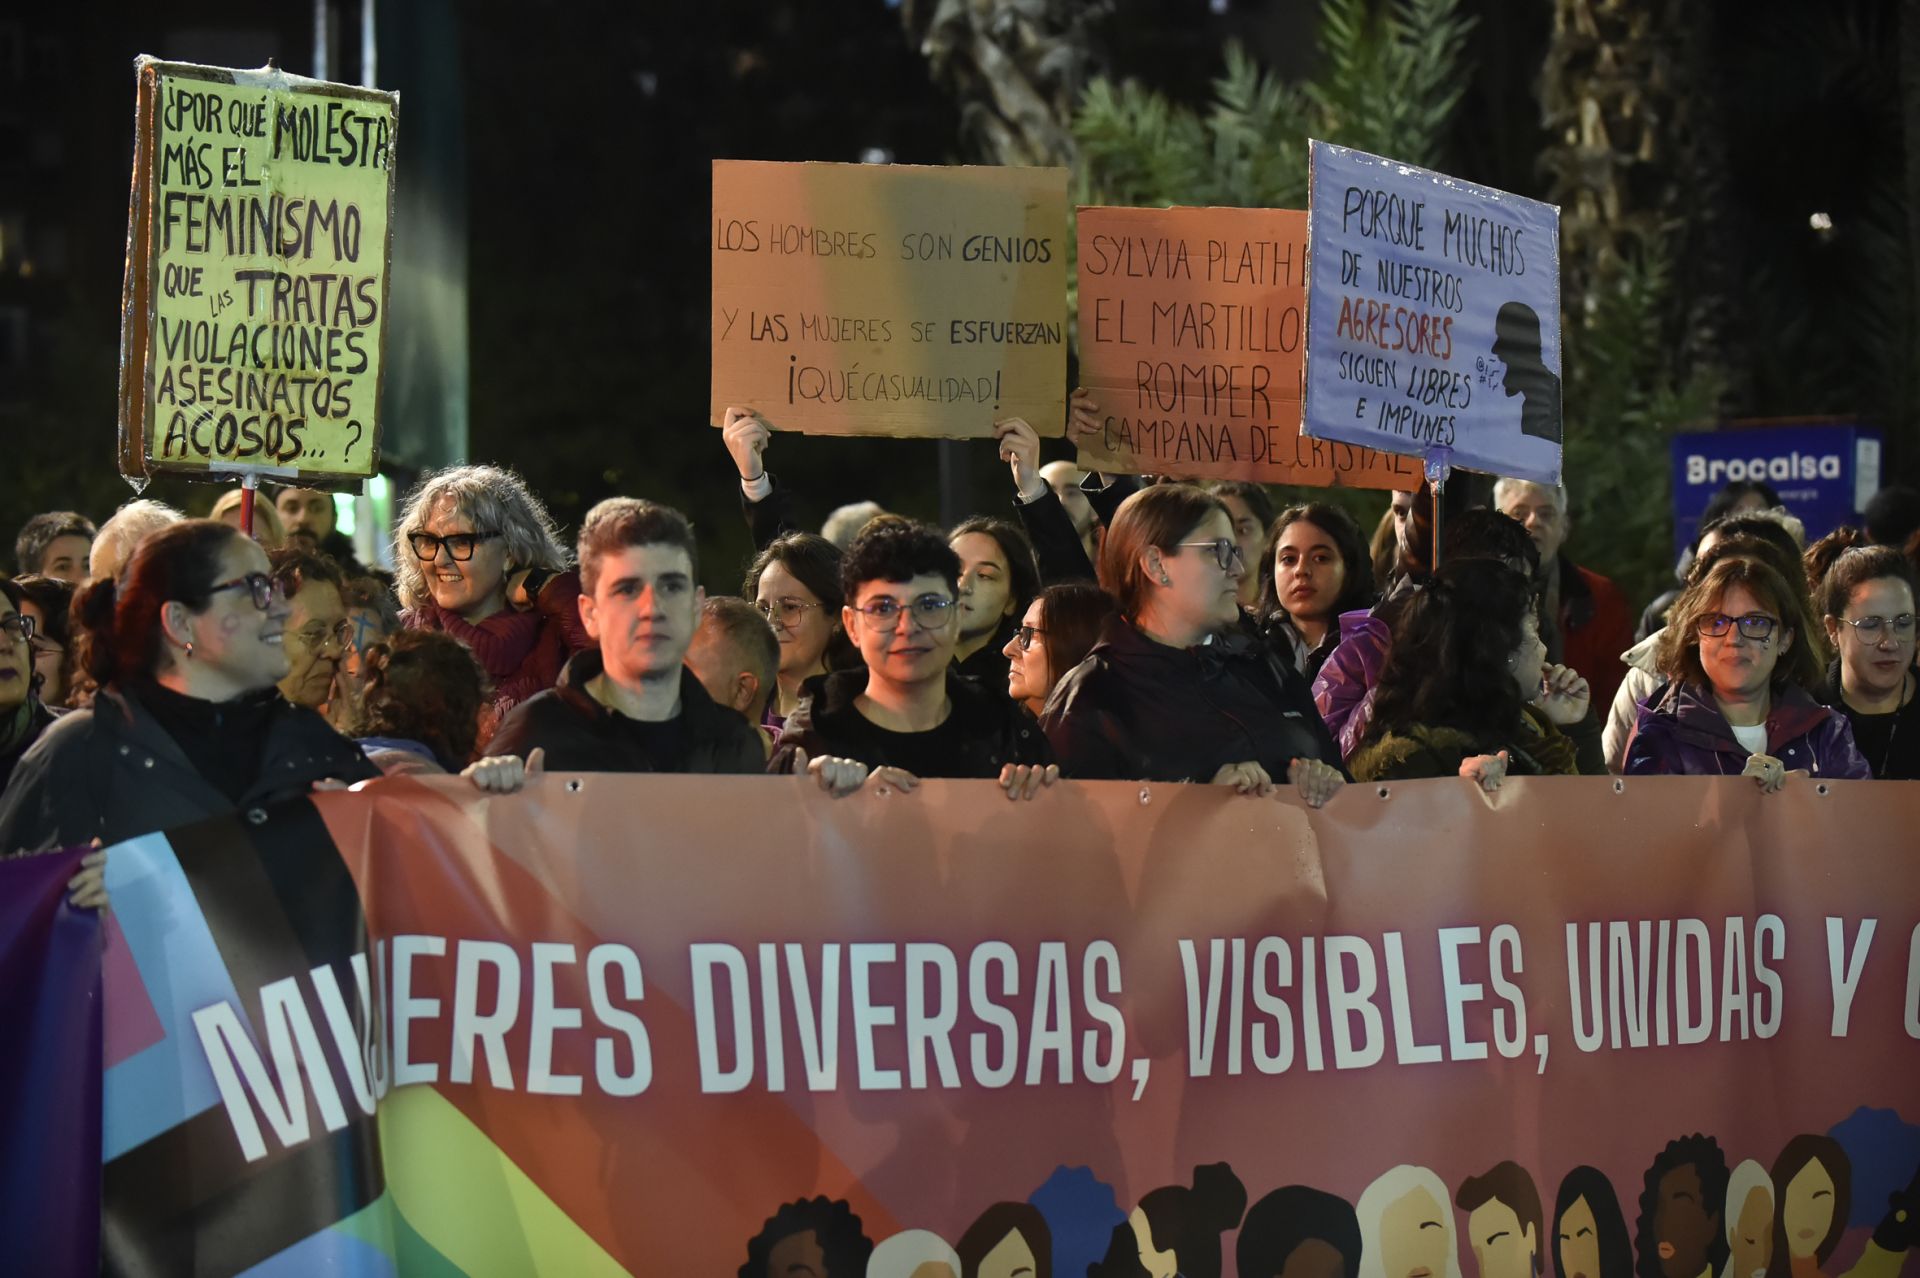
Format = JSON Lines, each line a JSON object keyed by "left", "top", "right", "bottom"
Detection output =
{"left": 0, "top": 700, "right": 59, "bottom": 793}
{"left": 488, "top": 650, "right": 766, "bottom": 775}
{"left": 1817, "top": 659, "right": 1920, "bottom": 780}
{"left": 1013, "top": 488, "right": 1097, "bottom": 584}
{"left": 0, "top": 684, "right": 375, "bottom": 855}
{"left": 1041, "top": 614, "right": 1344, "bottom": 782}
{"left": 773, "top": 668, "right": 1051, "bottom": 778}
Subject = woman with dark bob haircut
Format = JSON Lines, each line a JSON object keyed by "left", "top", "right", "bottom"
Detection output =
{"left": 1256, "top": 502, "right": 1377, "bottom": 679}
{"left": 0, "top": 519, "right": 378, "bottom": 856}
{"left": 1042, "top": 484, "right": 1345, "bottom": 806}
{"left": 742, "top": 531, "right": 858, "bottom": 732}
{"left": 1004, "top": 580, "right": 1118, "bottom": 718}
{"left": 1351, "top": 558, "right": 1597, "bottom": 788}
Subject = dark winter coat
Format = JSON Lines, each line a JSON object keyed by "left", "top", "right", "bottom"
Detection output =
{"left": 1041, "top": 614, "right": 1343, "bottom": 783}
{"left": 488, "top": 650, "right": 766, "bottom": 775}
{"left": 1816, "top": 660, "right": 1920, "bottom": 780}
{"left": 0, "top": 683, "right": 376, "bottom": 855}
{"left": 1624, "top": 679, "right": 1870, "bottom": 779}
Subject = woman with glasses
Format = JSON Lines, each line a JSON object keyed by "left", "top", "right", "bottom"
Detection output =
{"left": 9, "top": 574, "right": 77, "bottom": 709}
{"left": 267, "top": 547, "right": 351, "bottom": 712}
{"left": 393, "top": 464, "right": 590, "bottom": 733}
{"left": 1042, "top": 485, "right": 1346, "bottom": 806}
{"left": 772, "top": 519, "right": 1055, "bottom": 795}
{"left": 1625, "top": 556, "right": 1868, "bottom": 786}
{"left": 1003, "top": 581, "right": 1117, "bottom": 718}
{"left": 742, "top": 531, "right": 857, "bottom": 734}
{"left": 0, "top": 520, "right": 379, "bottom": 854}
{"left": 1815, "top": 546, "right": 1919, "bottom": 779}
{"left": 0, "top": 580, "right": 59, "bottom": 790}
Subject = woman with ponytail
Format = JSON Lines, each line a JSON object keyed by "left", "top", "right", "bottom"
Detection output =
{"left": 0, "top": 519, "right": 378, "bottom": 854}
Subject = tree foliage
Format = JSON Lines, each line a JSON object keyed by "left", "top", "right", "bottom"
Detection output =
{"left": 1073, "top": 0, "right": 1475, "bottom": 210}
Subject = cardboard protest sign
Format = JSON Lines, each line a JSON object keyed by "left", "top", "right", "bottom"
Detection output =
{"left": 1303, "top": 141, "right": 1562, "bottom": 485}
{"left": 118, "top": 58, "right": 397, "bottom": 485}
{"left": 710, "top": 160, "right": 1068, "bottom": 439}
{"left": 1076, "top": 204, "right": 1416, "bottom": 488}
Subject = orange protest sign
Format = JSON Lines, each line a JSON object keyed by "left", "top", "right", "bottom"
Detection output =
{"left": 709, "top": 160, "right": 1068, "bottom": 439}
{"left": 1076, "top": 205, "right": 1417, "bottom": 487}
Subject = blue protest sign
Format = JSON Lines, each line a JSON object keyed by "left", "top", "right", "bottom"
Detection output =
{"left": 1669, "top": 422, "right": 1883, "bottom": 556}
{"left": 1303, "top": 140, "right": 1562, "bottom": 485}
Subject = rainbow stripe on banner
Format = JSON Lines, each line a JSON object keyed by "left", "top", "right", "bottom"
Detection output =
{"left": 98, "top": 800, "right": 630, "bottom": 1275}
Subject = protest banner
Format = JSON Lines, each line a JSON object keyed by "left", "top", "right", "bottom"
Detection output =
{"left": 1303, "top": 141, "right": 1562, "bottom": 487}
{"left": 709, "top": 160, "right": 1068, "bottom": 439}
{"left": 14, "top": 774, "right": 1911, "bottom": 1275}
{"left": 1076, "top": 204, "right": 1417, "bottom": 488}
{"left": 117, "top": 58, "right": 398, "bottom": 487}
{"left": 0, "top": 848, "right": 101, "bottom": 1276}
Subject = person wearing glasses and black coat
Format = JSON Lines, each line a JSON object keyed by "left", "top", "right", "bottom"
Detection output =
{"left": 770, "top": 519, "right": 1055, "bottom": 798}
{"left": 1040, "top": 485, "right": 1347, "bottom": 808}
{"left": 0, "top": 520, "right": 378, "bottom": 856}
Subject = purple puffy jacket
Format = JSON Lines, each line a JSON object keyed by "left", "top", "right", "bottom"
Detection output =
{"left": 1311, "top": 607, "right": 1392, "bottom": 760}
{"left": 1623, "top": 679, "right": 1870, "bottom": 779}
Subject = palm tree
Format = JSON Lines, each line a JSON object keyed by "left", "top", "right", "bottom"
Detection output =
{"left": 896, "top": 0, "right": 1111, "bottom": 167}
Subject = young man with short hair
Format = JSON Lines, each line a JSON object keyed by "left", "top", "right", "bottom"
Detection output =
{"left": 13, "top": 511, "right": 96, "bottom": 584}
{"left": 490, "top": 498, "right": 764, "bottom": 774}
{"left": 773, "top": 519, "right": 1056, "bottom": 798}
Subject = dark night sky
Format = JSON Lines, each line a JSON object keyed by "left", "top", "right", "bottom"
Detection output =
{"left": 1, "top": 0, "right": 1908, "bottom": 586}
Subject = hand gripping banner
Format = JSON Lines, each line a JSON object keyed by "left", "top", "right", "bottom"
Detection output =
{"left": 52, "top": 775, "right": 1920, "bottom": 1275}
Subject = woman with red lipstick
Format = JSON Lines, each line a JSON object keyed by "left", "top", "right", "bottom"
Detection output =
{"left": 1626, "top": 557, "right": 1868, "bottom": 785}
{"left": 0, "top": 520, "right": 377, "bottom": 855}
{"left": 1256, "top": 503, "right": 1377, "bottom": 679}
{"left": 1815, "top": 546, "right": 1919, "bottom": 779}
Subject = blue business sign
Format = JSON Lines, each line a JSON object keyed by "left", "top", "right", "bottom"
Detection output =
{"left": 1670, "top": 423, "right": 1883, "bottom": 556}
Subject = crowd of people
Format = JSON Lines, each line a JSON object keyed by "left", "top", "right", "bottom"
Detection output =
{"left": 5, "top": 404, "right": 1920, "bottom": 902}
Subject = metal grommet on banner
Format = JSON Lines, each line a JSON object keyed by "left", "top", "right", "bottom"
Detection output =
{"left": 1137, "top": 785, "right": 1151, "bottom": 806}
{"left": 566, "top": 779, "right": 583, "bottom": 794}
{"left": 1612, "top": 779, "right": 1625, "bottom": 794}
{"left": 1376, "top": 786, "right": 1390, "bottom": 800}
{"left": 1816, "top": 783, "right": 1831, "bottom": 797}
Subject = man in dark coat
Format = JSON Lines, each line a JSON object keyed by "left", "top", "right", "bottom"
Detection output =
{"left": 490, "top": 499, "right": 763, "bottom": 775}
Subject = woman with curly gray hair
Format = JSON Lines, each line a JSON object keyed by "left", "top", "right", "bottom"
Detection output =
{"left": 394, "top": 464, "right": 590, "bottom": 728}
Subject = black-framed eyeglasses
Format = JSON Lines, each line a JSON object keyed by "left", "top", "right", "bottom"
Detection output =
{"left": 852, "top": 593, "right": 958, "bottom": 630}
{"left": 1836, "top": 613, "right": 1916, "bottom": 643}
{"left": 755, "top": 597, "right": 823, "bottom": 629}
{"left": 1697, "top": 612, "right": 1777, "bottom": 642}
{"left": 295, "top": 619, "right": 356, "bottom": 654}
{"left": 408, "top": 530, "right": 502, "bottom": 562}
{"left": 0, "top": 613, "right": 35, "bottom": 644}
{"left": 207, "top": 573, "right": 285, "bottom": 611}
{"left": 1013, "top": 623, "right": 1047, "bottom": 651}
{"left": 1178, "top": 538, "right": 1246, "bottom": 572}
